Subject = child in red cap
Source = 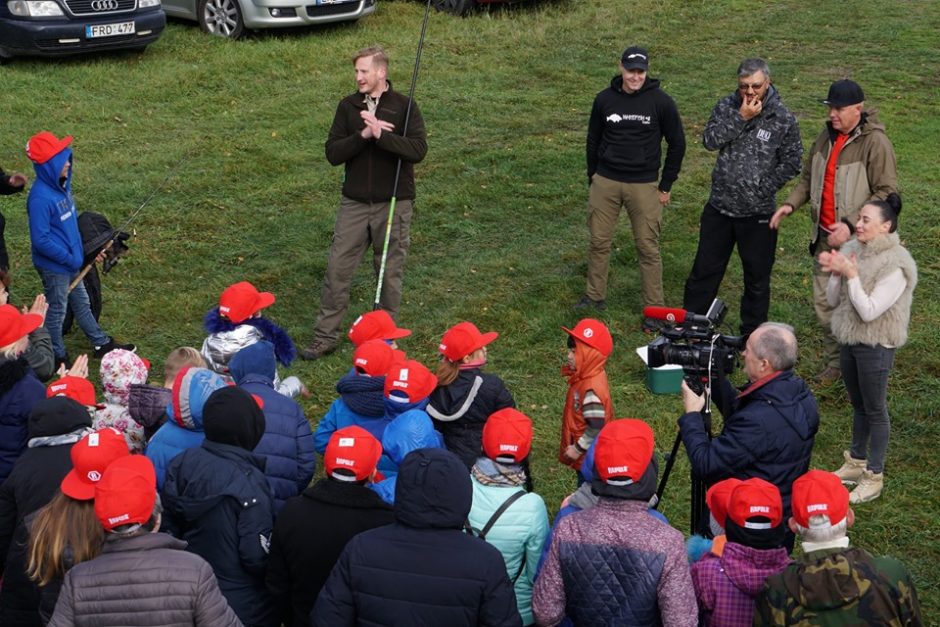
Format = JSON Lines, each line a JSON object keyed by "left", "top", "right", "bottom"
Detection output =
{"left": 427, "top": 321, "right": 515, "bottom": 469}
{"left": 201, "top": 281, "right": 305, "bottom": 398}
{"left": 559, "top": 318, "right": 614, "bottom": 479}
{"left": 346, "top": 310, "right": 411, "bottom": 349}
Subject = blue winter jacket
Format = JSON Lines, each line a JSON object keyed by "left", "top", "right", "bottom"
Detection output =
{"left": 145, "top": 368, "right": 228, "bottom": 489}
{"left": 468, "top": 468, "right": 550, "bottom": 626}
{"left": 313, "top": 448, "right": 522, "bottom": 627}
{"left": 370, "top": 409, "right": 444, "bottom": 504}
{"left": 230, "top": 342, "right": 316, "bottom": 513}
{"left": 27, "top": 148, "right": 83, "bottom": 274}
{"left": 0, "top": 358, "right": 46, "bottom": 485}
{"left": 679, "top": 369, "right": 819, "bottom": 518}
{"left": 314, "top": 370, "right": 391, "bottom": 462}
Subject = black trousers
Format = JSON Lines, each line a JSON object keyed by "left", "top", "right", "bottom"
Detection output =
{"left": 683, "top": 203, "right": 778, "bottom": 335}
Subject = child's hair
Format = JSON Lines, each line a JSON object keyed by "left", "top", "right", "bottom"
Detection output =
{"left": 435, "top": 358, "right": 461, "bottom": 387}
{"left": 567, "top": 335, "right": 576, "bottom": 349}
{"left": 26, "top": 492, "right": 104, "bottom": 586}
{"left": 164, "top": 347, "right": 206, "bottom": 386}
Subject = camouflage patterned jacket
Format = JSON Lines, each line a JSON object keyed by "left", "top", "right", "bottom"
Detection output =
{"left": 703, "top": 85, "right": 802, "bottom": 218}
{"left": 753, "top": 546, "right": 923, "bottom": 626}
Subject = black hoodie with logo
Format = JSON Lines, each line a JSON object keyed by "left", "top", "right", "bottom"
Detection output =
{"left": 586, "top": 75, "right": 686, "bottom": 191}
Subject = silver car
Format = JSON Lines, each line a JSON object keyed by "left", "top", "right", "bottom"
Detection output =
{"left": 161, "top": 0, "right": 374, "bottom": 38}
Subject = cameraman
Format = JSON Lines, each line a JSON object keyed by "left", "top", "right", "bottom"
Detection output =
{"left": 678, "top": 322, "right": 818, "bottom": 549}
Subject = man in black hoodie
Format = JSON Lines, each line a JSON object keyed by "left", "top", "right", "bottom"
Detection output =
{"left": 578, "top": 46, "right": 686, "bottom": 327}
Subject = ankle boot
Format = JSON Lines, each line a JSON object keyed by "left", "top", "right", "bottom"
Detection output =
{"left": 833, "top": 450, "right": 866, "bottom": 485}
{"left": 849, "top": 470, "right": 884, "bottom": 504}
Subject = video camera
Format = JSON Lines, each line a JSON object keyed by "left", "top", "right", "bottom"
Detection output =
{"left": 644, "top": 299, "right": 744, "bottom": 391}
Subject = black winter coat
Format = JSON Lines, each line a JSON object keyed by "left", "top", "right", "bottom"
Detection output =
{"left": 427, "top": 369, "right": 515, "bottom": 469}
{"left": 312, "top": 448, "right": 521, "bottom": 627}
{"left": 0, "top": 358, "right": 46, "bottom": 484}
{"left": 162, "top": 440, "right": 276, "bottom": 627}
{"left": 266, "top": 478, "right": 394, "bottom": 627}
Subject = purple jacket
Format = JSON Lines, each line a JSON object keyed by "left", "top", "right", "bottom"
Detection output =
{"left": 532, "top": 498, "right": 697, "bottom": 627}
{"left": 690, "top": 541, "right": 790, "bottom": 627}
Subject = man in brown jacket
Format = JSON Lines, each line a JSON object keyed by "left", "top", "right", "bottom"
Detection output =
{"left": 770, "top": 79, "right": 897, "bottom": 383}
{"left": 302, "top": 45, "right": 428, "bottom": 360}
{"left": 48, "top": 456, "right": 242, "bottom": 627}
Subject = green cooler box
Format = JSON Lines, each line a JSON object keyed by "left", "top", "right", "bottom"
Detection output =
{"left": 635, "top": 346, "right": 684, "bottom": 395}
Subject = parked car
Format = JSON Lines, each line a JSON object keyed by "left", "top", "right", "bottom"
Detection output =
{"left": 0, "top": 0, "right": 165, "bottom": 60}
{"left": 162, "top": 0, "right": 374, "bottom": 38}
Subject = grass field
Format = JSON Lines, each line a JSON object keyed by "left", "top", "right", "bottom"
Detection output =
{"left": 2, "top": 0, "right": 939, "bottom": 618}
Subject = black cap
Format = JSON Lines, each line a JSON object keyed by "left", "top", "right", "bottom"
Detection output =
{"left": 822, "top": 79, "right": 865, "bottom": 107}
{"left": 621, "top": 46, "right": 649, "bottom": 71}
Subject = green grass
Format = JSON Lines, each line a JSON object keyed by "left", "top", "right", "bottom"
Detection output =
{"left": 2, "top": 0, "right": 939, "bottom": 617}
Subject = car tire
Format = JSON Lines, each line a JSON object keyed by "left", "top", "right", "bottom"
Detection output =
{"left": 432, "top": 0, "right": 474, "bottom": 16}
{"left": 198, "top": 0, "right": 245, "bottom": 38}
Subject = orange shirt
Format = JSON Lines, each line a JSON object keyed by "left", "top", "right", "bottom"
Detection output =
{"left": 819, "top": 133, "right": 850, "bottom": 232}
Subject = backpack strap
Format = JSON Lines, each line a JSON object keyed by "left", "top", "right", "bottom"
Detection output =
{"left": 479, "top": 490, "right": 526, "bottom": 540}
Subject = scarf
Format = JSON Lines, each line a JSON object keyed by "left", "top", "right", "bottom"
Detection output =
{"left": 471, "top": 457, "right": 527, "bottom": 487}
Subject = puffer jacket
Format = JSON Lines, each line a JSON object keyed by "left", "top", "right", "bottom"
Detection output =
{"left": 313, "top": 448, "right": 521, "bottom": 627}
{"left": 0, "top": 397, "right": 92, "bottom": 627}
{"left": 370, "top": 409, "right": 444, "bottom": 504}
{"left": 145, "top": 368, "right": 227, "bottom": 489}
{"left": 427, "top": 368, "right": 515, "bottom": 469}
{"left": 313, "top": 371, "right": 387, "bottom": 451}
{"left": 0, "top": 357, "right": 47, "bottom": 484}
{"left": 690, "top": 541, "right": 790, "bottom": 626}
{"left": 163, "top": 440, "right": 276, "bottom": 627}
{"left": 127, "top": 383, "right": 170, "bottom": 440}
{"left": 229, "top": 342, "right": 316, "bottom": 513}
{"left": 23, "top": 327, "right": 55, "bottom": 383}
{"left": 468, "top": 467, "right": 549, "bottom": 626}
{"left": 703, "top": 85, "right": 803, "bottom": 218}
{"left": 679, "top": 369, "right": 819, "bottom": 518}
{"left": 26, "top": 148, "right": 83, "bottom": 274}
{"left": 47, "top": 532, "right": 243, "bottom": 627}
{"left": 94, "top": 349, "right": 148, "bottom": 453}
{"left": 532, "top": 498, "right": 697, "bottom": 627}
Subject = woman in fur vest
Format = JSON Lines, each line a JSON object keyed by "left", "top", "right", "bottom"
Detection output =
{"left": 820, "top": 193, "right": 916, "bottom": 504}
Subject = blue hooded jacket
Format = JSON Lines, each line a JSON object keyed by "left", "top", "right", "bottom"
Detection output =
{"left": 229, "top": 341, "right": 316, "bottom": 513}
{"left": 145, "top": 368, "right": 228, "bottom": 488}
{"left": 370, "top": 409, "right": 443, "bottom": 504}
{"left": 27, "top": 148, "right": 83, "bottom": 274}
{"left": 313, "top": 371, "right": 389, "bottom": 464}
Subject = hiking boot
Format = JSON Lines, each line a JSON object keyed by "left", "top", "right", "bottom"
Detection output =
{"left": 849, "top": 470, "right": 883, "bottom": 504}
{"left": 299, "top": 341, "right": 337, "bottom": 361}
{"left": 814, "top": 366, "right": 842, "bottom": 385}
{"left": 642, "top": 317, "right": 664, "bottom": 334}
{"left": 832, "top": 450, "right": 867, "bottom": 485}
{"left": 573, "top": 295, "right": 606, "bottom": 311}
{"left": 93, "top": 338, "right": 136, "bottom": 359}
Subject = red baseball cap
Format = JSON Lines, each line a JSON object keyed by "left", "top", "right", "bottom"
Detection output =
{"left": 791, "top": 470, "right": 850, "bottom": 529}
{"left": 353, "top": 339, "right": 404, "bottom": 377}
{"left": 218, "top": 281, "right": 275, "bottom": 324}
{"left": 348, "top": 310, "right": 411, "bottom": 347}
{"left": 705, "top": 478, "right": 744, "bottom": 528}
{"left": 384, "top": 360, "right": 438, "bottom": 403}
{"left": 562, "top": 318, "right": 613, "bottom": 357}
{"left": 0, "top": 305, "right": 43, "bottom": 348}
{"left": 325, "top": 426, "right": 383, "bottom": 482}
{"left": 593, "top": 419, "right": 654, "bottom": 485}
{"left": 47, "top": 375, "right": 102, "bottom": 408}
{"left": 26, "top": 131, "right": 73, "bottom": 164}
{"left": 94, "top": 455, "right": 157, "bottom": 532}
{"left": 439, "top": 321, "right": 499, "bottom": 362}
{"left": 727, "top": 478, "right": 783, "bottom": 530}
{"left": 61, "top": 428, "right": 131, "bottom": 500}
{"left": 483, "top": 408, "right": 533, "bottom": 464}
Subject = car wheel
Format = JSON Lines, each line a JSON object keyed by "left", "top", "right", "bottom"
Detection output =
{"left": 198, "top": 0, "right": 245, "bottom": 38}
{"left": 432, "top": 0, "right": 474, "bottom": 16}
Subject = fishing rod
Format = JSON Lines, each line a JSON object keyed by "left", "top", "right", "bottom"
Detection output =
{"left": 67, "top": 154, "right": 190, "bottom": 293}
{"left": 373, "top": 0, "right": 433, "bottom": 310}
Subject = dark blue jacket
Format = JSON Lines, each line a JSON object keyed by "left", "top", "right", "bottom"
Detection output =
{"left": 0, "top": 358, "right": 46, "bottom": 485}
{"left": 162, "top": 440, "right": 277, "bottom": 627}
{"left": 679, "top": 369, "right": 819, "bottom": 517}
{"left": 26, "top": 148, "right": 83, "bottom": 274}
{"left": 312, "top": 448, "right": 521, "bottom": 627}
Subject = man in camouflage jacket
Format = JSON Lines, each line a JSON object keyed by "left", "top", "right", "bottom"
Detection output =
{"left": 755, "top": 470, "right": 922, "bottom": 626}
{"left": 683, "top": 58, "right": 802, "bottom": 335}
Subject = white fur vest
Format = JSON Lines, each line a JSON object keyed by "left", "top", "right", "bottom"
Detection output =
{"left": 830, "top": 232, "right": 917, "bottom": 347}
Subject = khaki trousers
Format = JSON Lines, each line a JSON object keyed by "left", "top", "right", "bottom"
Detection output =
{"left": 586, "top": 175, "right": 663, "bottom": 307}
{"left": 313, "top": 196, "right": 413, "bottom": 345}
{"left": 812, "top": 230, "right": 842, "bottom": 368}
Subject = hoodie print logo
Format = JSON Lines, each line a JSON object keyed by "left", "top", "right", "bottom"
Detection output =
{"left": 757, "top": 129, "right": 773, "bottom": 142}
{"left": 57, "top": 198, "right": 73, "bottom": 221}
{"left": 606, "top": 113, "right": 651, "bottom": 125}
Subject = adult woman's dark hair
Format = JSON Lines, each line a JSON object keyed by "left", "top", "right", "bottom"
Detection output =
{"left": 868, "top": 192, "right": 902, "bottom": 233}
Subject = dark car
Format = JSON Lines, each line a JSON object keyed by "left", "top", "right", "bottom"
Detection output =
{"left": 0, "top": 0, "right": 165, "bottom": 60}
